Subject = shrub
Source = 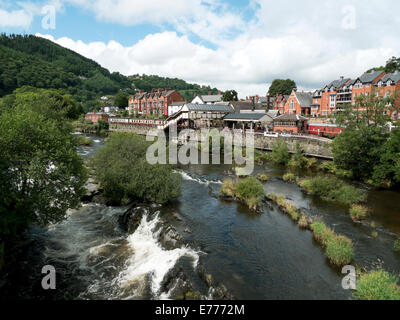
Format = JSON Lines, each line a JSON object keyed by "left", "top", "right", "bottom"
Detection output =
{"left": 298, "top": 176, "right": 366, "bottom": 206}
{"left": 254, "top": 150, "right": 272, "bottom": 164}
{"left": 236, "top": 177, "right": 265, "bottom": 210}
{"left": 75, "top": 135, "right": 93, "bottom": 146}
{"left": 350, "top": 205, "right": 369, "bottom": 221}
{"left": 372, "top": 231, "right": 378, "bottom": 239}
{"left": 91, "top": 132, "right": 180, "bottom": 205}
{"left": 298, "top": 214, "right": 308, "bottom": 229}
{"left": 325, "top": 235, "right": 354, "bottom": 266}
{"left": 271, "top": 138, "right": 290, "bottom": 165}
{"left": 306, "top": 158, "right": 318, "bottom": 169}
{"left": 256, "top": 173, "right": 270, "bottom": 183}
{"left": 394, "top": 240, "right": 400, "bottom": 252}
{"left": 288, "top": 143, "right": 308, "bottom": 169}
{"left": 355, "top": 270, "right": 400, "bottom": 300}
{"left": 318, "top": 161, "right": 336, "bottom": 173}
{"left": 220, "top": 179, "right": 237, "bottom": 198}
{"left": 283, "top": 173, "right": 296, "bottom": 182}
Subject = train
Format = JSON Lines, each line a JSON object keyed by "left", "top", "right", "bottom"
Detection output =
{"left": 307, "top": 123, "right": 344, "bottom": 137}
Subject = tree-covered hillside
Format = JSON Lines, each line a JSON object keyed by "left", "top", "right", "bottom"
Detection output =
{"left": 0, "top": 34, "right": 223, "bottom": 106}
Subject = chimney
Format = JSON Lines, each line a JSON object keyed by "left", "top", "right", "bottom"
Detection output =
{"left": 218, "top": 90, "right": 221, "bottom": 95}
{"left": 340, "top": 76, "right": 344, "bottom": 80}
{"left": 208, "top": 91, "right": 212, "bottom": 95}
{"left": 158, "top": 88, "right": 162, "bottom": 93}
{"left": 151, "top": 88, "right": 155, "bottom": 93}
{"left": 252, "top": 96, "right": 255, "bottom": 111}
{"left": 193, "top": 91, "right": 197, "bottom": 97}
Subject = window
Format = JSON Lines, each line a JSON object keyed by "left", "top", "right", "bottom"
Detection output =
{"left": 290, "top": 100, "right": 295, "bottom": 110}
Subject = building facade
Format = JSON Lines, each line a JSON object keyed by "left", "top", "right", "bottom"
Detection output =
{"left": 129, "top": 89, "right": 185, "bottom": 117}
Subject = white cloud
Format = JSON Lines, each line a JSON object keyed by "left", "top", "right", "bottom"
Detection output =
{"left": 0, "top": 8, "right": 33, "bottom": 28}
{"left": 36, "top": 0, "right": 400, "bottom": 98}
{"left": 0, "top": 0, "right": 63, "bottom": 28}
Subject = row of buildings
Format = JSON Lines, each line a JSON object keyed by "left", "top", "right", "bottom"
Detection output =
{"left": 272, "top": 70, "right": 400, "bottom": 118}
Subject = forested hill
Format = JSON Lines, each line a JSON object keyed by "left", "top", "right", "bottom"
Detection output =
{"left": 0, "top": 34, "right": 221, "bottom": 105}
{"left": 0, "top": 34, "right": 132, "bottom": 103}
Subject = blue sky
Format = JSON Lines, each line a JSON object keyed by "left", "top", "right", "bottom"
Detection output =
{"left": 1, "top": 0, "right": 400, "bottom": 97}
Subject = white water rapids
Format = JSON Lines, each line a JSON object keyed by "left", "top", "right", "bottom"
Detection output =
{"left": 43, "top": 204, "right": 199, "bottom": 300}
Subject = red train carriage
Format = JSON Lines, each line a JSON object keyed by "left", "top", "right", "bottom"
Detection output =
{"left": 308, "top": 124, "right": 344, "bottom": 137}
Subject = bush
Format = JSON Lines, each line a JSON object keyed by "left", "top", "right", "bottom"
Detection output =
{"left": 74, "top": 135, "right": 93, "bottom": 146}
{"left": 306, "top": 158, "right": 318, "bottom": 169}
{"left": 236, "top": 177, "right": 265, "bottom": 210}
{"left": 220, "top": 179, "right": 237, "bottom": 198}
{"left": 355, "top": 270, "right": 400, "bottom": 300}
{"left": 325, "top": 235, "right": 354, "bottom": 266}
{"left": 372, "top": 231, "right": 379, "bottom": 238}
{"left": 91, "top": 132, "right": 181, "bottom": 205}
{"left": 254, "top": 150, "right": 272, "bottom": 164}
{"left": 283, "top": 173, "right": 296, "bottom": 182}
{"left": 298, "top": 176, "right": 366, "bottom": 206}
{"left": 288, "top": 143, "right": 308, "bottom": 169}
{"left": 271, "top": 138, "right": 290, "bottom": 165}
{"left": 350, "top": 205, "right": 369, "bottom": 221}
{"left": 256, "top": 173, "right": 270, "bottom": 183}
{"left": 298, "top": 214, "right": 308, "bottom": 229}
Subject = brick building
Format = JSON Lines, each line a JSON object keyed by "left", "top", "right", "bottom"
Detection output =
{"left": 283, "top": 90, "right": 313, "bottom": 115}
{"left": 85, "top": 111, "right": 109, "bottom": 123}
{"left": 129, "top": 89, "right": 185, "bottom": 117}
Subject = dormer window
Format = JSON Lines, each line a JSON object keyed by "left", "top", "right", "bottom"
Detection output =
{"left": 378, "top": 81, "right": 383, "bottom": 87}
{"left": 387, "top": 81, "right": 392, "bottom": 86}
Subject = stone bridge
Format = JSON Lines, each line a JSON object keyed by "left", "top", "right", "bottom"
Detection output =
{"left": 109, "top": 124, "right": 333, "bottom": 159}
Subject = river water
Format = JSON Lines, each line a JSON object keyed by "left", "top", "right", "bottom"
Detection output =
{"left": 1, "top": 134, "right": 399, "bottom": 300}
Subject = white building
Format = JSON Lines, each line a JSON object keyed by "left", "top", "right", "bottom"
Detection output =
{"left": 168, "top": 102, "right": 186, "bottom": 116}
{"left": 191, "top": 94, "right": 223, "bottom": 105}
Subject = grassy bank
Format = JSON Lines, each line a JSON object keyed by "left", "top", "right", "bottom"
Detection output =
{"left": 267, "top": 194, "right": 354, "bottom": 267}
{"left": 297, "top": 176, "right": 366, "bottom": 206}
{"left": 355, "top": 270, "right": 400, "bottom": 300}
{"left": 220, "top": 177, "right": 265, "bottom": 211}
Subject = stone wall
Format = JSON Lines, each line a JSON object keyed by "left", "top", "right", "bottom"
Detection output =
{"left": 109, "top": 124, "right": 333, "bottom": 159}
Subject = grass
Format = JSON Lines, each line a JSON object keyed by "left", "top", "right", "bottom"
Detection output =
{"left": 283, "top": 173, "right": 296, "bottom": 182}
{"left": 310, "top": 221, "right": 335, "bottom": 247}
{"left": 325, "top": 235, "right": 354, "bottom": 266}
{"left": 372, "top": 231, "right": 379, "bottom": 239}
{"left": 256, "top": 173, "right": 270, "bottom": 183}
{"left": 220, "top": 178, "right": 237, "bottom": 198}
{"left": 354, "top": 270, "right": 400, "bottom": 300}
{"left": 298, "top": 176, "right": 366, "bottom": 206}
{"left": 298, "top": 214, "right": 309, "bottom": 229}
{"left": 220, "top": 177, "right": 265, "bottom": 211}
{"left": 349, "top": 204, "right": 369, "bottom": 221}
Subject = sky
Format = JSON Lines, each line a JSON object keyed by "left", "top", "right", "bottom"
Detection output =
{"left": 1, "top": 0, "right": 400, "bottom": 98}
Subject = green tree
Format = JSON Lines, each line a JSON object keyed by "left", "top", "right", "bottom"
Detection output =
{"left": 0, "top": 105, "right": 87, "bottom": 239}
{"left": 271, "top": 138, "right": 290, "bottom": 165}
{"left": 268, "top": 79, "right": 297, "bottom": 96}
{"left": 114, "top": 91, "right": 129, "bottom": 109}
{"left": 90, "top": 132, "right": 181, "bottom": 205}
{"left": 222, "top": 90, "right": 238, "bottom": 102}
{"left": 332, "top": 94, "right": 395, "bottom": 181}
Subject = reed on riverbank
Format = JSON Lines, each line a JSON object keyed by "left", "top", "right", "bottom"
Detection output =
{"left": 354, "top": 269, "right": 400, "bottom": 300}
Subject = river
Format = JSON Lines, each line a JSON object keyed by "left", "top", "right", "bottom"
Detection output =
{"left": 1, "top": 134, "right": 399, "bottom": 300}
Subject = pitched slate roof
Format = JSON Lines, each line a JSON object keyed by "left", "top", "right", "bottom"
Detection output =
{"left": 326, "top": 78, "right": 351, "bottom": 90}
{"left": 229, "top": 101, "right": 265, "bottom": 113}
{"left": 223, "top": 113, "right": 271, "bottom": 121}
{"left": 294, "top": 92, "right": 313, "bottom": 108}
{"left": 185, "top": 103, "right": 234, "bottom": 112}
{"left": 359, "top": 70, "right": 385, "bottom": 84}
{"left": 200, "top": 95, "right": 223, "bottom": 103}
{"left": 381, "top": 72, "right": 400, "bottom": 84}
{"left": 273, "top": 114, "right": 308, "bottom": 122}
{"left": 266, "top": 110, "right": 279, "bottom": 118}
{"left": 170, "top": 101, "right": 186, "bottom": 106}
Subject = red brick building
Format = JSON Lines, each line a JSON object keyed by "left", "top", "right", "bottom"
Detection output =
{"left": 85, "top": 111, "right": 109, "bottom": 123}
{"left": 272, "top": 94, "right": 289, "bottom": 115}
{"left": 283, "top": 91, "right": 313, "bottom": 115}
{"left": 129, "top": 89, "right": 185, "bottom": 117}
